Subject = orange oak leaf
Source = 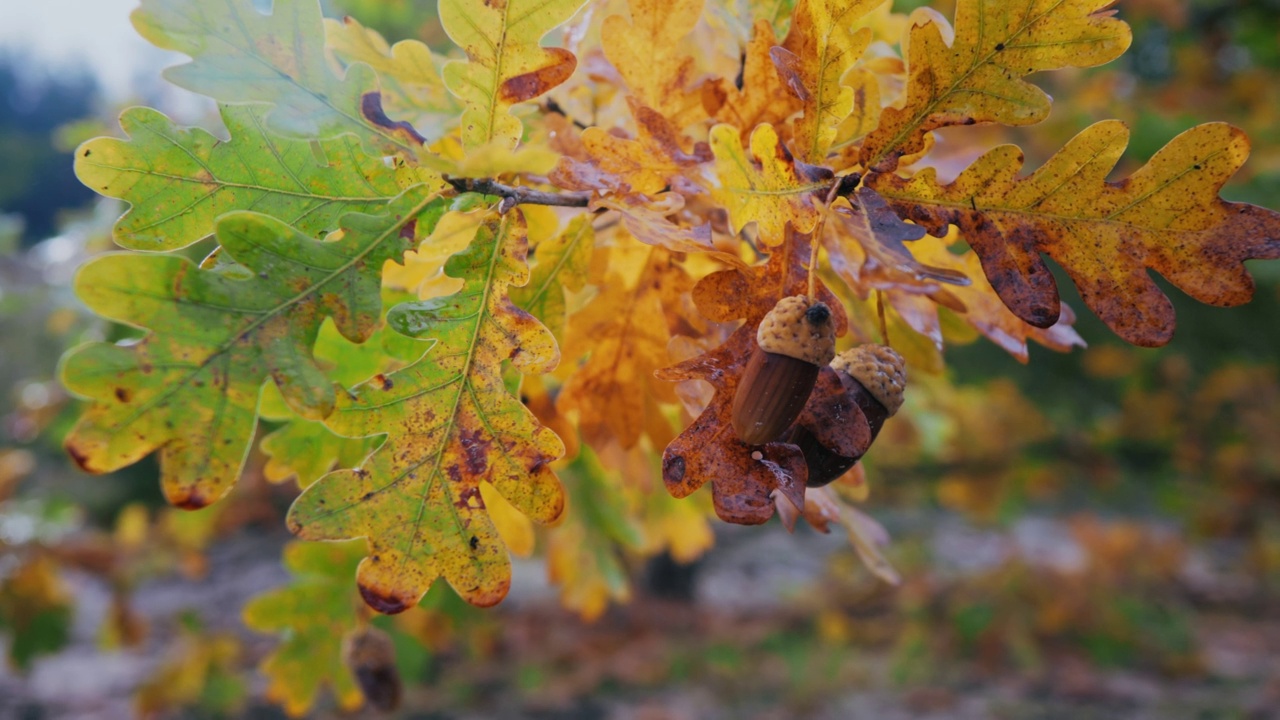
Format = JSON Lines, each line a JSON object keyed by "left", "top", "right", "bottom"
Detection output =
{"left": 860, "top": 0, "right": 1132, "bottom": 172}
{"left": 713, "top": 20, "right": 801, "bottom": 137}
{"left": 657, "top": 228, "right": 849, "bottom": 524}
{"left": 868, "top": 121, "right": 1280, "bottom": 347}
{"left": 559, "top": 248, "right": 684, "bottom": 449}
{"left": 551, "top": 100, "right": 711, "bottom": 196}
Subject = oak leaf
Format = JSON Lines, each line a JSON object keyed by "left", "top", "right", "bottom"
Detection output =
{"left": 779, "top": 0, "right": 884, "bottom": 163}
{"left": 242, "top": 541, "right": 366, "bottom": 716}
{"left": 710, "top": 123, "right": 834, "bottom": 246}
{"left": 558, "top": 248, "right": 683, "bottom": 449}
{"left": 132, "top": 0, "right": 424, "bottom": 157}
{"left": 602, "top": 0, "right": 706, "bottom": 125}
{"left": 77, "top": 106, "right": 409, "bottom": 251}
{"left": 288, "top": 210, "right": 565, "bottom": 613}
{"left": 860, "top": 0, "right": 1132, "bottom": 172}
{"left": 552, "top": 100, "right": 712, "bottom": 196}
{"left": 439, "top": 0, "right": 587, "bottom": 151}
{"left": 325, "top": 17, "right": 460, "bottom": 139}
{"left": 713, "top": 20, "right": 801, "bottom": 137}
{"left": 868, "top": 121, "right": 1280, "bottom": 346}
{"left": 61, "top": 188, "right": 444, "bottom": 509}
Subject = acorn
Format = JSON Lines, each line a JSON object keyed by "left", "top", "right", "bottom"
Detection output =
{"left": 732, "top": 295, "right": 836, "bottom": 445}
{"left": 341, "top": 625, "right": 402, "bottom": 713}
{"left": 793, "top": 344, "right": 906, "bottom": 487}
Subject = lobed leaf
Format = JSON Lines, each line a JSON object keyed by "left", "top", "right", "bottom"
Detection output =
{"left": 77, "top": 105, "right": 405, "bottom": 251}
{"left": 713, "top": 20, "right": 800, "bottom": 138}
{"left": 325, "top": 16, "right": 461, "bottom": 140}
{"left": 860, "top": 0, "right": 1132, "bottom": 172}
{"left": 439, "top": 0, "right": 588, "bottom": 151}
{"left": 132, "top": 0, "right": 424, "bottom": 157}
{"left": 869, "top": 121, "right": 1280, "bottom": 347}
{"left": 288, "top": 210, "right": 566, "bottom": 613}
{"left": 602, "top": 0, "right": 706, "bottom": 124}
{"left": 710, "top": 123, "right": 833, "bottom": 246}
{"left": 511, "top": 215, "right": 595, "bottom": 345}
{"left": 546, "top": 449, "right": 646, "bottom": 621}
{"left": 558, "top": 248, "right": 683, "bottom": 450}
{"left": 779, "top": 0, "right": 883, "bottom": 163}
{"left": 552, "top": 100, "right": 712, "bottom": 196}
{"left": 242, "top": 541, "right": 366, "bottom": 717}
{"left": 61, "top": 187, "right": 444, "bottom": 509}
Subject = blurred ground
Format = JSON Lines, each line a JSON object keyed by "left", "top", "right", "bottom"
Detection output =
{"left": 3, "top": 513, "right": 1279, "bottom": 720}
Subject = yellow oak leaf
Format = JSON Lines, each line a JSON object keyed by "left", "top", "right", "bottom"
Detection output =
{"left": 710, "top": 123, "right": 834, "bottom": 246}
{"left": 860, "top": 0, "right": 1132, "bottom": 172}
{"left": 779, "top": 0, "right": 884, "bottom": 163}
{"left": 603, "top": 0, "right": 706, "bottom": 125}
{"left": 324, "top": 17, "right": 459, "bottom": 138}
{"left": 868, "top": 121, "right": 1280, "bottom": 347}
{"left": 288, "top": 210, "right": 566, "bottom": 613}
{"left": 439, "top": 0, "right": 587, "bottom": 151}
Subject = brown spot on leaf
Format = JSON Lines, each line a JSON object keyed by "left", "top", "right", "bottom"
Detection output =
{"left": 361, "top": 92, "right": 426, "bottom": 145}
{"left": 359, "top": 583, "right": 411, "bottom": 615}
{"left": 171, "top": 487, "right": 211, "bottom": 511}
{"left": 498, "top": 49, "right": 577, "bottom": 104}
{"left": 114, "top": 387, "right": 131, "bottom": 402}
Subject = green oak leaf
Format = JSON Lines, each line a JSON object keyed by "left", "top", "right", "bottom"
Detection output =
{"left": 60, "top": 187, "right": 445, "bottom": 510}
{"left": 132, "top": 0, "right": 424, "bottom": 157}
{"left": 511, "top": 214, "right": 594, "bottom": 344}
{"left": 77, "top": 105, "right": 408, "bottom": 251}
{"left": 288, "top": 210, "right": 565, "bottom": 614}
{"left": 242, "top": 541, "right": 366, "bottom": 716}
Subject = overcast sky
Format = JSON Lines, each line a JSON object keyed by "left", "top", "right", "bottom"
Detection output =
{"left": 0, "top": 0, "right": 171, "bottom": 99}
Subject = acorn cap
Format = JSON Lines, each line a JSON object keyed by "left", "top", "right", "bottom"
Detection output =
{"left": 756, "top": 295, "right": 836, "bottom": 366}
{"left": 832, "top": 344, "right": 906, "bottom": 416}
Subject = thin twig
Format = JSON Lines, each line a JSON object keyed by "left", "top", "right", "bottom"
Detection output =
{"left": 542, "top": 98, "right": 590, "bottom": 130}
{"left": 808, "top": 178, "right": 847, "bottom": 299}
{"left": 445, "top": 177, "right": 592, "bottom": 211}
{"left": 876, "top": 290, "right": 890, "bottom": 347}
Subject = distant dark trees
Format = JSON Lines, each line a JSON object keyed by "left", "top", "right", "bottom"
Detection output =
{"left": 0, "top": 54, "right": 99, "bottom": 246}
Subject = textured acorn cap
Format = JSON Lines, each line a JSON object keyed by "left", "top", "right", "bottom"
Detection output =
{"left": 756, "top": 295, "right": 836, "bottom": 366}
{"left": 832, "top": 344, "right": 906, "bottom": 416}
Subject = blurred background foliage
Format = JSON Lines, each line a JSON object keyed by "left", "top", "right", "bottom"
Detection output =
{"left": 1, "top": 1, "right": 1279, "bottom": 718}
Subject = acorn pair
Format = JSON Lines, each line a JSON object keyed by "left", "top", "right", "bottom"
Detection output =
{"left": 731, "top": 295, "right": 905, "bottom": 487}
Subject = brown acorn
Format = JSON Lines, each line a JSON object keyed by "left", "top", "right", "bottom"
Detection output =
{"left": 795, "top": 344, "right": 906, "bottom": 487}
{"left": 341, "top": 625, "right": 402, "bottom": 713}
{"left": 732, "top": 295, "right": 836, "bottom": 445}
